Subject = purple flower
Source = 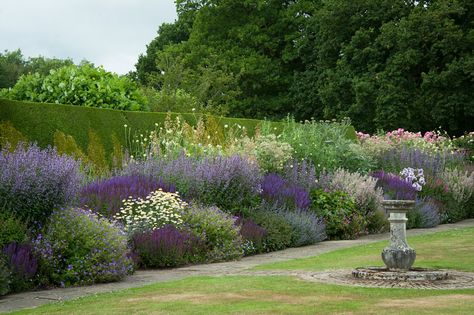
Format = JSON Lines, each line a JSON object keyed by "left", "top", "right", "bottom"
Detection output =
{"left": 261, "top": 173, "right": 310, "bottom": 210}
{"left": 0, "top": 143, "right": 83, "bottom": 224}
{"left": 80, "top": 175, "right": 175, "bottom": 217}
{"left": 122, "top": 154, "right": 262, "bottom": 211}
{"left": 3, "top": 242, "right": 38, "bottom": 279}
{"left": 371, "top": 171, "right": 417, "bottom": 200}
{"left": 132, "top": 225, "right": 205, "bottom": 268}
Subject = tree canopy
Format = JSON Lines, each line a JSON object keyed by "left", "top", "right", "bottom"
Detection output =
{"left": 136, "top": 0, "right": 473, "bottom": 134}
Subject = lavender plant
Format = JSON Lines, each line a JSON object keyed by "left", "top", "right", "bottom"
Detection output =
{"left": 282, "top": 160, "right": 318, "bottom": 191}
{"left": 0, "top": 144, "right": 83, "bottom": 225}
{"left": 132, "top": 225, "right": 205, "bottom": 268}
{"left": 34, "top": 208, "right": 133, "bottom": 287}
{"left": 261, "top": 173, "right": 311, "bottom": 210}
{"left": 2, "top": 242, "right": 38, "bottom": 292}
{"left": 123, "top": 154, "right": 262, "bottom": 212}
{"left": 80, "top": 175, "right": 176, "bottom": 217}
{"left": 371, "top": 171, "right": 417, "bottom": 200}
{"left": 379, "top": 146, "right": 465, "bottom": 177}
{"left": 279, "top": 209, "right": 326, "bottom": 246}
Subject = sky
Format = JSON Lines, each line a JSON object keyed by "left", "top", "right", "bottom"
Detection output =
{"left": 0, "top": 0, "right": 178, "bottom": 74}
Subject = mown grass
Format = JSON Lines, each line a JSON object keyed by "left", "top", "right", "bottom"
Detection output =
{"left": 254, "top": 227, "right": 474, "bottom": 272}
{"left": 9, "top": 227, "right": 474, "bottom": 315}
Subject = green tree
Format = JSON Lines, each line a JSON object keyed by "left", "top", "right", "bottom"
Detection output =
{"left": 1, "top": 64, "right": 147, "bottom": 111}
{"left": 0, "top": 50, "right": 25, "bottom": 88}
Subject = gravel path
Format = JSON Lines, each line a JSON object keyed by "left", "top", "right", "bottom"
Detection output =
{"left": 1, "top": 219, "right": 473, "bottom": 314}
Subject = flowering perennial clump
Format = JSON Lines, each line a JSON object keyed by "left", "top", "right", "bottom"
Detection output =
{"left": 400, "top": 167, "right": 426, "bottom": 191}
{"left": 115, "top": 189, "right": 187, "bottom": 235}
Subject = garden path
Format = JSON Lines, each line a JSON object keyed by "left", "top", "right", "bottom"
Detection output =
{"left": 1, "top": 219, "right": 473, "bottom": 314}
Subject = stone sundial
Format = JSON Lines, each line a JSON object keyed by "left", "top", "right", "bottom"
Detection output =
{"left": 352, "top": 200, "right": 449, "bottom": 281}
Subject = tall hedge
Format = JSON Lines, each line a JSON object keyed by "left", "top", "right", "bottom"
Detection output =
{"left": 0, "top": 99, "right": 273, "bottom": 154}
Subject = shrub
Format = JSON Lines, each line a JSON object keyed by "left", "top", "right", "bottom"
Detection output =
{"left": 87, "top": 129, "right": 109, "bottom": 175}
{"left": 237, "top": 217, "right": 267, "bottom": 255}
{"left": 271, "top": 117, "right": 372, "bottom": 173}
{"left": 2, "top": 242, "right": 38, "bottom": 292}
{"left": 439, "top": 168, "right": 474, "bottom": 222}
{"left": 261, "top": 173, "right": 311, "bottom": 210}
{"left": 33, "top": 208, "right": 133, "bottom": 287}
{"left": 0, "top": 121, "right": 27, "bottom": 150}
{"left": 53, "top": 130, "right": 86, "bottom": 161}
{"left": 182, "top": 204, "right": 243, "bottom": 262}
{"left": 309, "top": 189, "right": 366, "bottom": 240}
{"left": 252, "top": 134, "right": 293, "bottom": 173}
{"left": 80, "top": 175, "right": 175, "bottom": 217}
{"left": 330, "top": 169, "right": 384, "bottom": 215}
{"left": 123, "top": 154, "right": 262, "bottom": 213}
{"left": 371, "top": 171, "right": 417, "bottom": 200}
{"left": 407, "top": 198, "right": 440, "bottom": 229}
{"left": 0, "top": 144, "right": 83, "bottom": 225}
{"left": 115, "top": 189, "right": 186, "bottom": 236}
{"left": 1, "top": 63, "right": 147, "bottom": 111}
{"left": 279, "top": 209, "right": 326, "bottom": 247}
{"left": 132, "top": 225, "right": 205, "bottom": 268}
{"left": 249, "top": 205, "right": 293, "bottom": 251}
{"left": 0, "top": 212, "right": 28, "bottom": 249}
{"left": 0, "top": 257, "right": 10, "bottom": 296}
{"left": 329, "top": 169, "right": 386, "bottom": 233}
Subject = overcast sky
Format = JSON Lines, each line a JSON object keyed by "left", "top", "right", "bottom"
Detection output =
{"left": 0, "top": 0, "right": 178, "bottom": 74}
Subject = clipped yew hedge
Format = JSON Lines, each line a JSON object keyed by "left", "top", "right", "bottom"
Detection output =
{"left": 0, "top": 99, "right": 275, "bottom": 154}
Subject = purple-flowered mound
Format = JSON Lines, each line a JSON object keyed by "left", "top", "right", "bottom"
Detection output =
{"left": 0, "top": 144, "right": 83, "bottom": 225}
{"left": 80, "top": 175, "right": 175, "bottom": 217}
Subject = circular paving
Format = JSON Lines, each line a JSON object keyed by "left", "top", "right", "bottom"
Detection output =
{"left": 300, "top": 269, "right": 474, "bottom": 289}
{"left": 352, "top": 267, "right": 450, "bottom": 281}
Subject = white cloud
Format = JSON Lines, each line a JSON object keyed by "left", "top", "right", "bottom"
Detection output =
{"left": 0, "top": 0, "right": 177, "bottom": 74}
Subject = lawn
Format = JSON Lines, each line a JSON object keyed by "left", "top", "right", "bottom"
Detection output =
{"left": 9, "top": 227, "right": 474, "bottom": 315}
{"left": 254, "top": 227, "right": 474, "bottom": 272}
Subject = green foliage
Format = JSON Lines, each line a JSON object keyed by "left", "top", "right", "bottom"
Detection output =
{"left": 0, "top": 120, "right": 27, "bottom": 150}
{"left": 137, "top": 1, "right": 473, "bottom": 135}
{"left": 249, "top": 208, "right": 293, "bottom": 252}
{"left": 267, "top": 118, "right": 373, "bottom": 172}
{"left": 0, "top": 256, "right": 10, "bottom": 296}
{"left": 1, "top": 63, "right": 147, "bottom": 111}
{"left": 182, "top": 204, "right": 243, "bottom": 262}
{"left": 0, "top": 212, "right": 28, "bottom": 249}
{"left": 291, "top": 0, "right": 473, "bottom": 135}
{"left": 309, "top": 189, "right": 366, "bottom": 240}
{"left": 0, "top": 49, "right": 25, "bottom": 89}
{"left": 53, "top": 130, "right": 86, "bottom": 161}
{"left": 142, "top": 87, "right": 202, "bottom": 113}
{"left": 87, "top": 129, "right": 109, "bottom": 175}
{"left": 35, "top": 208, "right": 133, "bottom": 287}
{"left": 110, "top": 134, "right": 123, "bottom": 169}
{"left": 0, "top": 49, "right": 73, "bottom": 89}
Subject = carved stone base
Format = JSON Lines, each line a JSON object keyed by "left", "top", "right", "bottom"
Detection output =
{"left": 382, "top": 247, "right": 416, "bottom": 270}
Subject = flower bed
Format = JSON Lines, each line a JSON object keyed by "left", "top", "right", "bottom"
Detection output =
{"left": 0, "top": 119, "right": 472, "bottom": 296}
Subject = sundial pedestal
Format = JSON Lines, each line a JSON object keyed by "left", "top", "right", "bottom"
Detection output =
{"left": 381, "top": 200, "right": 416, "bottom": 270}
